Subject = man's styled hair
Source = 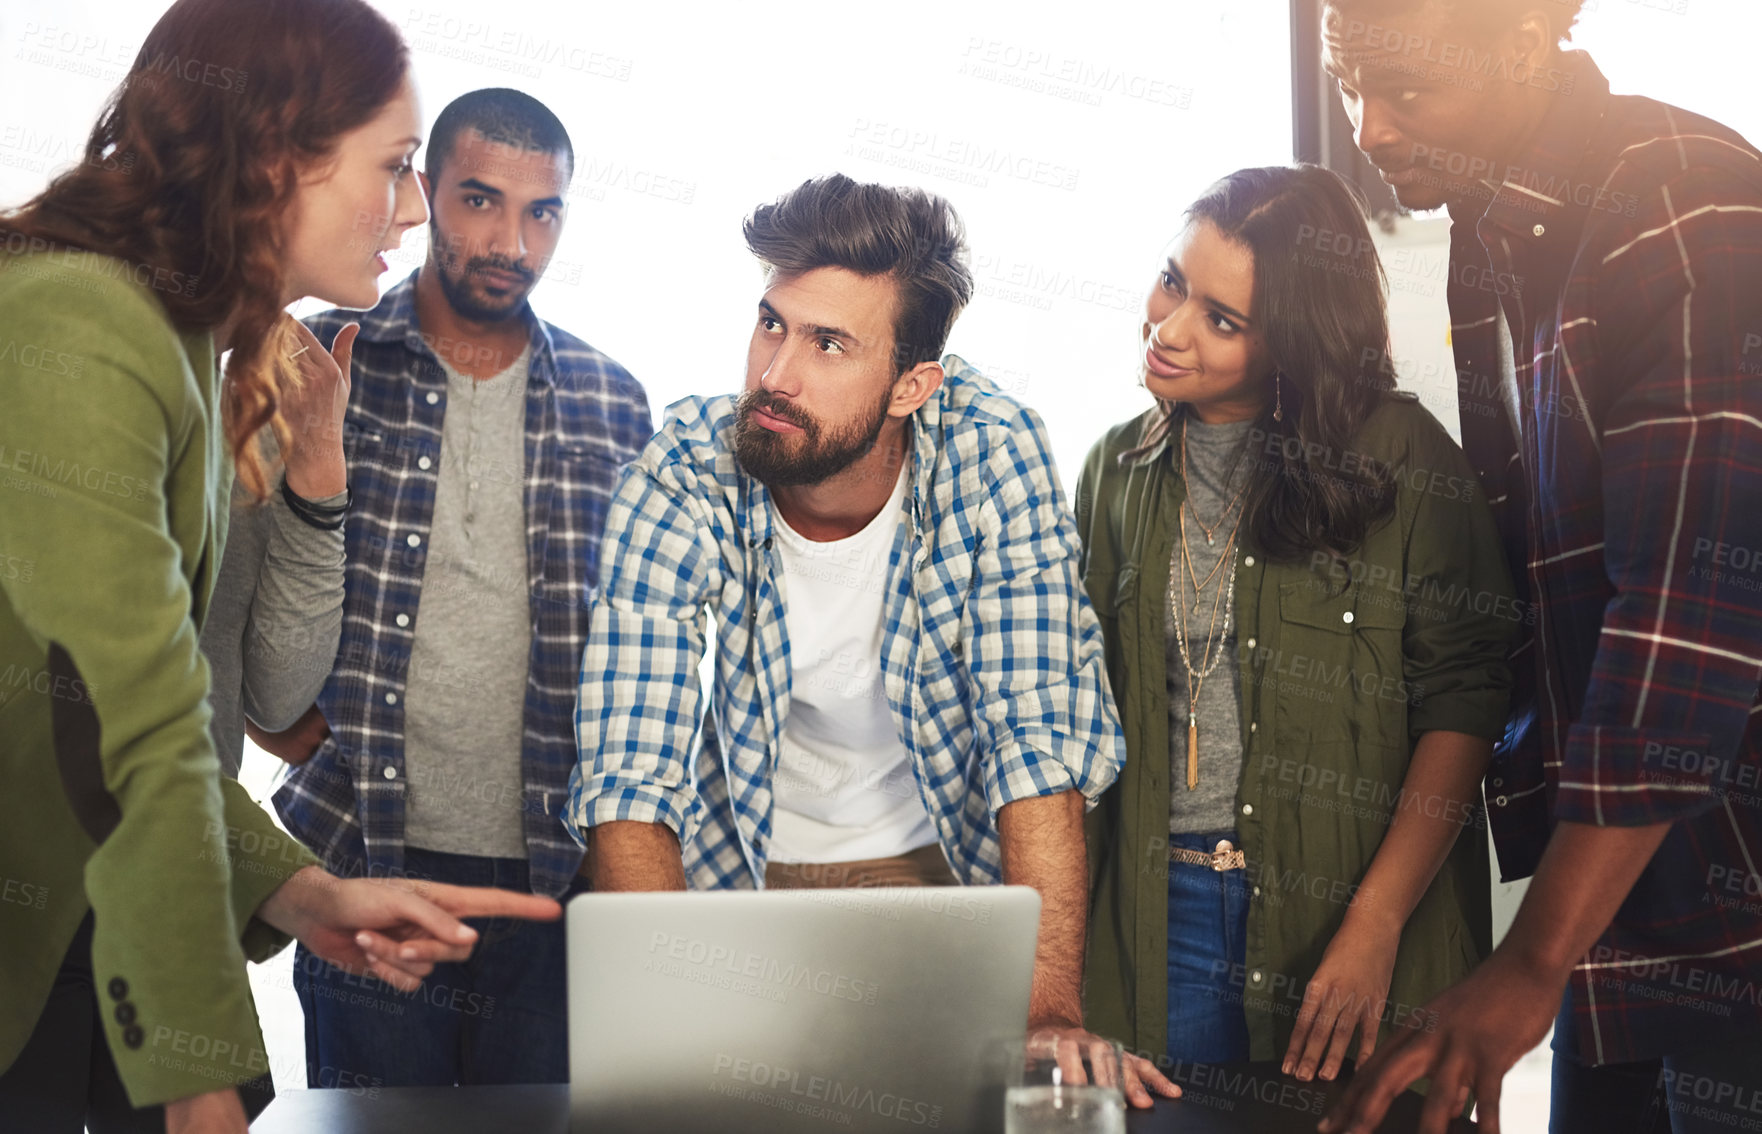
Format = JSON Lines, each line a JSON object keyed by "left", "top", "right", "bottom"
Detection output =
{"left": 1325, "top": 0, "right": 1585, "bottom": 41}
{"left": 743, "top": 174, "right": 973, "bottom": 372}
{"left": 425, "top": 88, "right": 574, "bottom": 185}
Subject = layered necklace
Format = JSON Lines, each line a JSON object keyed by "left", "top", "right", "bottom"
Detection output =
{"left": 1169, "top": 415, "right": 1246, "bottom": 791}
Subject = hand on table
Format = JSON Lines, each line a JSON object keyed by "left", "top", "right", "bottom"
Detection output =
{"left": 256, "top": 866, "right": 561, "bottom": 992}
{"left": 1028, "top": 1023, "right": 1182, "bottom": 1110}
{"left": 1283, "top": 918, "right": 1399, "bottom": 1082}
{"left": 164, "top": 1086, "right": 246, "bottom": 1134}
{"left": 1318, "top": 947, "right": 1564, "bottom": 1134}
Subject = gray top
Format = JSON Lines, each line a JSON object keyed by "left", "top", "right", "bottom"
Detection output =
{"left": 401, "top": 345, "right": 533, "bottom": 860}
{"left": 200, "top": 430, "right": 347, "bottom": 778}
{"left": 1165, "top": 414, "right": 1252, "bottom": 836}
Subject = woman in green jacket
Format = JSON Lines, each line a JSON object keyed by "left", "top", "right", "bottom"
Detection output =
{"left": 0, "top": 2, "right": 559, "bottom": 1131}
{"left": 1078, "top": 165, "right": 1519, "bottom": 1087}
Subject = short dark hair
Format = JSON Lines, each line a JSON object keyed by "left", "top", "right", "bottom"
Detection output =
{"left": 424, "top": 88, "right": 574, "bottom": 186}
{"left": 742, "top": 174, "right": 973, "bottom": 372}
{"left": 1325, "top": 0, "right": 1584, "bottom": 41}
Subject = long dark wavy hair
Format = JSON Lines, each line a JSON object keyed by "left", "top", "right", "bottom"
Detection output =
{"left": 1131, "top": 164, "right": 1411, "bottom": 564}
{"left": 0, "top": 0, "right": 408, "bottom": 498}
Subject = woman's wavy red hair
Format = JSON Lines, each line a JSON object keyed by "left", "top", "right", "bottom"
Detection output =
{"left": 1, "top": 0, "right": 408, "bottom": 498}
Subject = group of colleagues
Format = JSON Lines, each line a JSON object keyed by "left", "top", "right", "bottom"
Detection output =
{"left": 1, "top": 0, "right": 1759, "bottom": 1132}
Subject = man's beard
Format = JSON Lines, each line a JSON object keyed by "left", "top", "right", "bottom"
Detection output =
{"left": 733, "top": 384, "right": 894, "bottom": 489}
{"left": 432, "top": 224, "right": 535, "bottom": 322}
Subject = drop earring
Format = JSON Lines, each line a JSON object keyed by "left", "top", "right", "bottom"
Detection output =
{"left": 1273, "top": 372, "right": 1284, "bottom": 423}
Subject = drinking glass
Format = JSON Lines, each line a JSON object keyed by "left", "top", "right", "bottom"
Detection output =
{"left": 1000, "top": 1032, "right": 1127, "bottom": 1134}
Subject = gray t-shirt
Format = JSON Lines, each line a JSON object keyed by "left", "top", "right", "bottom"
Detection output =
{"left": 401, "top": 345, "right": 533, "bottom": 859}
{"left": 1165, "top": 415, "right": 1252, "bottom": 835}
{"left": 200, "top": 428, "right": 347, "bottom": 779}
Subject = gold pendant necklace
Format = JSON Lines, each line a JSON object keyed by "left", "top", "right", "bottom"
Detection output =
{"left": 1181, "top": 416, "right": 1249, "bottom": 546}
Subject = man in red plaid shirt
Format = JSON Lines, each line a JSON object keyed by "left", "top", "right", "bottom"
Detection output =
{"left": 1314, "top": 2, "right": 1762, "bottom": 1132}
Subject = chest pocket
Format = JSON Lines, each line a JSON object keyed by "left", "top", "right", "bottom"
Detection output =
{"left": 1275, "top": 575, "right": 1408, "bottom": 746}
{"left": 540, "top": 443, "right": 619, "bottom": 603}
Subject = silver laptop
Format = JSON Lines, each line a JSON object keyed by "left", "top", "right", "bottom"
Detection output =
{"left": 567, "top": 886, "right": 1041, "bottom": 1134}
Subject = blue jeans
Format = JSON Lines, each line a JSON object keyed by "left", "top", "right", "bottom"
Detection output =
{"left": 1550, "top": 994, "right": 1762, "bottom": 1133}
{"left": 1165, "top": 830, "right": 1251, "bottom": 1063}
{"left": 293, "top": 847, "right": 584, "bottom": 1087}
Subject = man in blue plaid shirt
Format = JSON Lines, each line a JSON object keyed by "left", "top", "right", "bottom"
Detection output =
{"left": 567, "top": 174, "right": 1178, "bottom": 1107}
{"left": 263, "top": 91, "right": 652, "bottom": 1088}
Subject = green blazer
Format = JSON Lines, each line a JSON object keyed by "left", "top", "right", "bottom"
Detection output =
{"left": 1076, "top": 396, "right": 1518, "bottom": 1063}
{"left": 0, "top": 250, "right": 318, "bottom": 1107}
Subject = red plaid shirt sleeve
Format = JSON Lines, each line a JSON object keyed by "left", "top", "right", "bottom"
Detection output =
{"left": 1556, "top": 167, "right": 1762, "bottom": 828}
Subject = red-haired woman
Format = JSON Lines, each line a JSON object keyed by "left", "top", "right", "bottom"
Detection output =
{"left": 0, "top": 2, "right": 560, "bottom": 1130}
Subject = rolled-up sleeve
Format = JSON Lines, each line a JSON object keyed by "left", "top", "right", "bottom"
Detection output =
{"left": 966, "top": 405, "right": 1126, "bottom": 815}
{"left": 1397, "top": 415, "right": 1521, "bottom": 743}
{"left": 566, "top": 454, "right": 718, "bottom": 847}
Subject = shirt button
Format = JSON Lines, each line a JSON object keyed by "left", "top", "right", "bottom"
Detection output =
{"left": 107, "top": 977, "right": 129, "bottom": 1001}
{"left": 1533, "top": 224, "right": 1547, "bottom": 237}
{"left": 383, "top": 765, "right": 398, "bottom": 780}
{"left": 1245, "top": 637, "right": 1257, "bottom": 651}
{"left": 1252, "top": 886, "right": 1262, "bottom": 898}
{"left": 1243, "top": 555, "right": 1255, "bottom": 567}
{"left": 384, "top": 692, "right": 398, "bottom": 705}
{"left": 114, "top": 1003, "right": 136, "bottom": 1026}
{"left": 1241, "top": 803, "right": 1254, "bottom": 816}
{"left": 1342, "top": 611, "right": 1355, "bottom": 625}
{"left": 395, "top": 613, "right": 410, "bottom": 628}
{"left": 406, "top": 533, "right": 421, "bottom": 548}
{"left": 1249, "top": 721, "right": 1258, "bottom": 733}
{"left": 426, "top": 391, "right": 440, "bottom": 405}
{"left": 1249, "top": 970, "right": 1263, "bottom": 985}
{"left": 122, "top": 1025, "right": 144, "bottom": 1050}
{"left": 418, "top": 456, "right": 432, "bottom": 470}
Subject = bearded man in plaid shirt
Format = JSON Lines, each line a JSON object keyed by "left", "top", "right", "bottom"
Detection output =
{"left": 1316, "top": 3, "right": 1762, "bottom": 1133}
{"left": 567, "top": 174, "right": 1180, "bottom": 1108}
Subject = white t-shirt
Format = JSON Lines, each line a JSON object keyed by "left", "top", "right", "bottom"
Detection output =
{"left": 767, "top": 465, "right": 938, "bottom": 863}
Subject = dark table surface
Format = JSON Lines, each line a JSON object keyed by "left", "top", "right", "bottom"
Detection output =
{"left": 250, "top": 1061, "right": 1477, "bottom": 1133}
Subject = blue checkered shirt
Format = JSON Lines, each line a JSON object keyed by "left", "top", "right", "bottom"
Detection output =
{"left": 273, "top": 272, "right": 652, "bottom": 898}
{"left": 565, "top": 356, "right": 1124, "bottom": 889}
